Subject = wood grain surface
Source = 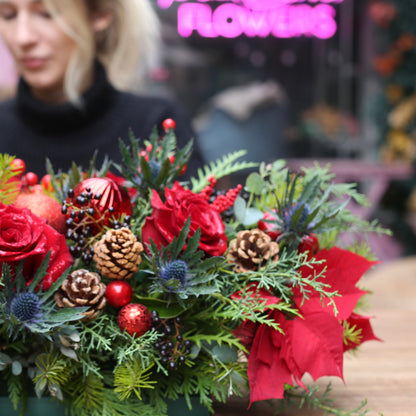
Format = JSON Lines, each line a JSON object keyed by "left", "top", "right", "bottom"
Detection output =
{"left": 213, "top": 256, "right": 416, "bottom": 416}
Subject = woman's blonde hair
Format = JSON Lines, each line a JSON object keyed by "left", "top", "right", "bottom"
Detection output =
{"left": 43, "top": 0, "right": 161, "bottom": 105}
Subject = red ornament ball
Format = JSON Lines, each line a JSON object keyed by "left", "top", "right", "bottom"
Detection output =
{"left": 162, "top": 118, "right": 176, "bottom": 132}
{"left": 298, "top": 233, "right": 320, "bottom": 258}
{"left": 10, "top": 158, "right": 26, "bottom": 178}
{"left": 117, "top": 303, "right": 152, "bottom": 337}
{"left": 41, "top": 174, "right": 54, "bottom": 192}
{"left": 24, "top": 172, "right": 39, "bottom": 187}
{"left": 105, "top": 280, "right": 133, "bottom": 308}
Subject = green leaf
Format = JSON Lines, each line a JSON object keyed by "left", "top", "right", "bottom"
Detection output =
{"left": 134, "top": 297, "right": 185, "bottom": 318}
{"left": 11, "top": 361, "right": 23, "bottom": 376}
{"left": 233, "top": 195, "right": 247, "bottom": 224}
{"left": 211, "top": 344, "right": 238, "bottom": 363}
{"left": 246, "top": 172, "right": 265, "bottom": 195}
{"left": 0, "top": 352, "right": 12, "bottom": 365}
{"left": 242, "top": 207, "right": 264, "bottom": 226}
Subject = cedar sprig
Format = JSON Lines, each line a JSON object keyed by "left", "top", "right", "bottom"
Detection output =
{"left": 281, "top": 383, "right": 375, "bottom": 416}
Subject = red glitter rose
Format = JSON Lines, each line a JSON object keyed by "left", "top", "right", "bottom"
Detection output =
{"left": 141, "top": 182, "right": 227, "bottom": 256}
{"left": 0, "top": 202, "right": 73, "bottom": 290}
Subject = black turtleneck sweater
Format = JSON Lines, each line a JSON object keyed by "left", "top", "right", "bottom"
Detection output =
{"left": 0, "top": 64, "right": 203, "bottom": 178}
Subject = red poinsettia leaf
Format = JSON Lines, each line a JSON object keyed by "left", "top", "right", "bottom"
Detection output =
{"left": 281, "top": 310, "right": 344, "bottom": 383}
{"left": 232, "top": 319, "right": 260, "bottom": 352}
{"left": 247, "top": 312, "right": 292, "bottom": 406}
{"left": 231, "top": 283, "right": 280, "bottom": 308}
{"left": 296, "top": 247, "right": 377, "bottom": 320}
{"left": 343, "top": 312, "right": 382, "bottom": 352}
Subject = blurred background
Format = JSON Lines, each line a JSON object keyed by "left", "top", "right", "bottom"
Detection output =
{"left": 2, "top": 0, "right": 416, "bottom": 259}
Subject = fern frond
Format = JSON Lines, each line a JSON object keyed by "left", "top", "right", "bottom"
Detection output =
{"left": 190, "top": 151, "right": 258, "bottom": 192}
{"left": 7, "top": 373, "right": 24, "bottom": 410}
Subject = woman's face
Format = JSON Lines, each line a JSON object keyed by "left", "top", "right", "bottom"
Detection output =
{"left": 0, "top": 0, "right": 77, "bottom": 103}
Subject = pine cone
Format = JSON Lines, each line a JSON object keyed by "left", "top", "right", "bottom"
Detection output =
{"left": 93, "top": 227, "right": 144, "bottom": 279}
{"left": 227, "top": 228, "right": 279, "bottom": 272}
{"left": 55, "top": 269, "right": 106, "bottom": 322}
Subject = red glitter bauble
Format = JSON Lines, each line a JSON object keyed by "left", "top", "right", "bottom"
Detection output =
{"left": 70, "top": 177, "right": 132, "bottom": 229}
{"left": 15, "top": 191, "right": 67, "bottom": 234}
{"left": 117, "top": 303, "right": 152, "bottom": 337}
{"left": 105, "top": 280, "right": 133, "bottom": 308}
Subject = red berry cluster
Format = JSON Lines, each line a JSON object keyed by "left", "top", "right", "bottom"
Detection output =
{"left": 199, "top": 176, "right": 217, "bottom": 201}
{"left": 210, "top": 184, "right": 243, "bottom": 213}
{"left": 200, "top": 176, "right": 243, "bottom": 213}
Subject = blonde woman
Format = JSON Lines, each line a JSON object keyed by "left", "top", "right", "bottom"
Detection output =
{"left": 0, "top": 0, "right": 201, "bottom": 176}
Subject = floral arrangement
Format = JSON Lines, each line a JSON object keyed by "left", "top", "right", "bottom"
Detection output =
{"left": 0, "top": 122, "right": 385, "bottom": 416}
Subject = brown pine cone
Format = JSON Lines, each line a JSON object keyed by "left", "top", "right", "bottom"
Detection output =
{"left": 55, "top": 269, "right": 106, "bottom": 322}
{"left": 93, "top": 227, "right": 144, "bottom": 279}
{"left": 227, "top": 228, "right": 279, "bottom": 272}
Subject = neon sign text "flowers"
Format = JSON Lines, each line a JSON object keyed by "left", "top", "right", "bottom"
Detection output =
{"left": 157, "top": 0, "right": 345, "bottom": 39}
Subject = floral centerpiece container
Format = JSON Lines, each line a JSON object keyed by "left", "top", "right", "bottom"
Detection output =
{"left": 0, "top": 122, "right": 385, "bottom": 416}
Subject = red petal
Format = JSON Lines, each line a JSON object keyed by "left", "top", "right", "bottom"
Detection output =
{"left": 343, "top": 312, "right": 382, "bottom": 352}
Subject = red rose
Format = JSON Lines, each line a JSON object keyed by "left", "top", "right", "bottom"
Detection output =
{"left": 141, "top": 182, "right": 227, "bottom": 256}
{"left": 0, "top": 202, "right": 73, "bottom": 290}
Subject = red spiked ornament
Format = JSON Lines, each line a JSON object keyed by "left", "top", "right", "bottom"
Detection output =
{"left": 68, "top": 177, "right": 132, "bottom": 232}
{"left": 117, "top": 303, "right": 152, "bottom": 337}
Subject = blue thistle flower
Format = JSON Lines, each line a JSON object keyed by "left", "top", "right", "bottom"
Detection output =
{"left": 148, "top": 160, "right": 161, "bottom": 181}
{"left": 159, "top": 260, "right": 188, "bottom": 291}
{"left": 283, "top": 202, "right": 311, "bottom": 231}
{"left": 10, "top": 292, "right": 41, "bottom": 322}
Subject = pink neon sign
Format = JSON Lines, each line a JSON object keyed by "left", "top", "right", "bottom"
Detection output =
{"left": 157, "top": 0, "right": 345, "bottom": 39}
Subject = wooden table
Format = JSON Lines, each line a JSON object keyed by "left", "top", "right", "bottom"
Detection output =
{"left": 213, "top": 257, "right": 416, "bottom": 416}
